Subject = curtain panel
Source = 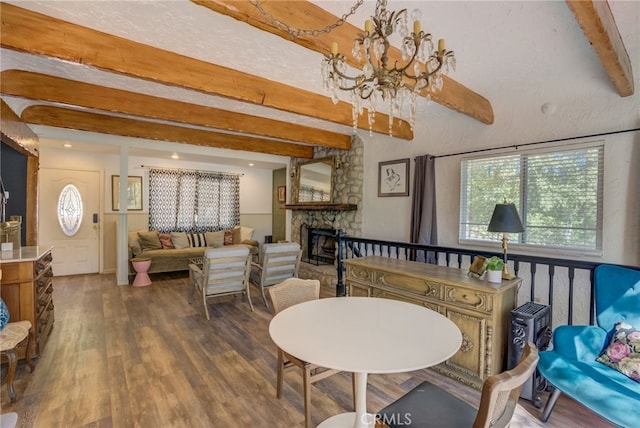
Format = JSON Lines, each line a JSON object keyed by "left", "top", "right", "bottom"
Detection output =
{"left": 410, "top": 155, "right": 437, "bottom": 262}
{"left": 148, "top": 168, "right": 240, "bottom": 233}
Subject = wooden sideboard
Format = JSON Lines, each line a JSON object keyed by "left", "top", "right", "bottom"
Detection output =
{"left": 344, "top": 256, "right": 520, "bottom": 389}
{"left": 1, "top": 246, "right": 55, "bottom": 358}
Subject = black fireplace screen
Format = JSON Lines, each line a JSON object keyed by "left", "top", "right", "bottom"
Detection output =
{"left": 300, "top": 224, "right": 336, "bottom": 265}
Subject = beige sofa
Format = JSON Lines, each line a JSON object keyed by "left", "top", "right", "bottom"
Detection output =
{"left": 127, "top": 227, "right": 259, "bottom": 278}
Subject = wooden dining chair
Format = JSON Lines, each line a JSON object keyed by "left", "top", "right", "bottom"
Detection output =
{"left": 267, "top": 278, "right": 354, "bottom": 428}
{"left": 375, "top": 342, "right": 539, "bottom": 428}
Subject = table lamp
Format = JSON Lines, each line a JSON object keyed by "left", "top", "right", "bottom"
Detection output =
{"left": 488, "top": 199, "right": 524, "bottom": 280}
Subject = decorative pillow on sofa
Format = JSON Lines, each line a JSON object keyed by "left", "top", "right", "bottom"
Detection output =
{"left": 171, "top": 232, "right": 189, "bottom": 249}
{"left": 231, "top": 227, "right": 242, "bottom": 244}
{"left": 597, "top": 321, "right": 640, "bottom": 382}
{"left": 158, "top": 233, "right": 174, "bottom": 249}
{"left": 224, "top": 229, "right": 234, "bottom": 245}
{"left": 128, "top": 230, "right": 145, "bottom": 255}
{"left": 187, "top": 233, "right": 207, "bottom": 248}
{"left": 233, "top": 226, "right": 255, "bottom": 242}
{"left": 137, "top": 230, "right": 162, "bottom": 250}
{"left": 205, "top": 230, "right": 225, "bottom": 248}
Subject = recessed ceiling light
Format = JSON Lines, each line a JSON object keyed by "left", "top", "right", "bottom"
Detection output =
{"left": 63, "top": 143, "right": 72, "bottom": 148}
{"left": 171, "top": 153, "right": 179, "bottom": 159}
{"left": 248, "top": 163, "right": 254, "bottom": 167}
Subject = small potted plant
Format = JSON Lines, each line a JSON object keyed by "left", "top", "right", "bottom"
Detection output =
{"left": 485, "top": 256, "right": 504, "bottom": 283}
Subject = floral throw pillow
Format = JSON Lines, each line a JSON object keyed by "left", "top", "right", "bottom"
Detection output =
{"left": 596, "top": 321, "right": 640, "bottom": 382}
{"left": 158, "top": 233, "right": 174, "bottom": 249}
{"left": 223, "top": 229, "right": 233, "bottom": 245}
{"left": 0, "top": 297, "right": 9, "bottom": 331}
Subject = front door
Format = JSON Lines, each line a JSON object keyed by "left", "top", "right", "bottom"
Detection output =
{"left": 39, "top": 168, "right": 101, "bottom": 276}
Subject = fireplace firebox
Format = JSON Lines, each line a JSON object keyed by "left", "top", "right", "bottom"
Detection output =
{"left": 300, "top": 224, "right": 336, "bottom": 265}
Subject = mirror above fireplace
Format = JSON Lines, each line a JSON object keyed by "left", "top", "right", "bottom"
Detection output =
{"left": 295, "top": 157, "right": 334, "bottom": 204}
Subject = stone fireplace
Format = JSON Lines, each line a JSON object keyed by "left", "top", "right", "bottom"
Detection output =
{"left": 290, "top": 136, "right": 364, "bottom": 289}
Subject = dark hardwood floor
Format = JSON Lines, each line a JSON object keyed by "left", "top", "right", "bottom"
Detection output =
{"left": 1, "top": 271, "right": 613, "bottom": 427}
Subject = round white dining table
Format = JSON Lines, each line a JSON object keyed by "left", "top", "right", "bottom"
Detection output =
{"left": 269, "top": 296, "right": 462, "bottom": 428}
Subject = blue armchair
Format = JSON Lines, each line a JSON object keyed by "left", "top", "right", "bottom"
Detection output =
{"left": 537, "top": 264, "right": 640, "bottom": 427}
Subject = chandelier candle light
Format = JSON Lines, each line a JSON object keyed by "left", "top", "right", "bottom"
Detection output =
{"left": 322, "top": 0, "right": 456, "bottom": 136}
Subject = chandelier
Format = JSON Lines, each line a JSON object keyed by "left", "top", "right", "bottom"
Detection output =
{"left": 321, "top": 0, "right": 456, "bottom": 136}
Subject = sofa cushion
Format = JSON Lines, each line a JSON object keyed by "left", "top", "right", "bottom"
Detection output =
{"left": 159, "top": 233, "right": 175, "bottom": 249}
{"left": 171, "top": 232, "right": 189, "bottom": 249}
{"left": 138, "top": 230, "right": 162, "bottom": 250}
{"left": 133, "top": 247, "right": 206, "bottom": 275}
{"left": 206, "top": 230, "right": 225, "bottom": 248}
{"left": 188, "top": 232, "right": 207, "bottom": 248}
{"left": 597, "top": 321, "right": 640, "bottom": 382}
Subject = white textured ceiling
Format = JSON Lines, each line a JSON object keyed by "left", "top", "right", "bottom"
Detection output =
{"left": 1, "top": 0, "right": 639, "bottom": 167}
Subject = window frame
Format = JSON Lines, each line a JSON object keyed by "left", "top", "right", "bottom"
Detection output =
{"left": 459, "top": 142, "right": 604, "bottom": 256}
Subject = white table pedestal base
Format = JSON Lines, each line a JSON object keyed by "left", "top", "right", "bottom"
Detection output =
{"left": 317, "top": 412, "right": 375, "bottom": 428}
{"left": 318, "top": 372, "right": 374, "bottom": 428}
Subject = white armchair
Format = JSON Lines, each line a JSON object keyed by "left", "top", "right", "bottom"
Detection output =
{"left": 250, "top": 242, "right": 302, "bottom": 307}
{"left": 188, "top": 246, "right": 254, "bottom": 320}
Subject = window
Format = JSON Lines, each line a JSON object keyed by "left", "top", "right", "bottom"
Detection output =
{"left": 460, "top": 144, "right": 604, "bottom": 251}
{"left": 148, "top": 168, "right": 240, "bottom": 233}
{"left": 57, "top": 184, "right": 83, "bottom": 236}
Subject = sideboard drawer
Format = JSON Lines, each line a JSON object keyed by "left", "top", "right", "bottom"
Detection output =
{"left": 375, "top": 270, "right": 443, "bottom": 301}
{"left": 346, "top": 264, "right": 374, "bottom": 283}
{"left": 444, "top": 286, "right": 492, "bottom": 313}
{"left": 371, "top": 287, "right": 441, "bottom": 314}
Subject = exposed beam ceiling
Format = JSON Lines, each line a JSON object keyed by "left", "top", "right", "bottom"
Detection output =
{"left": 0, "top": 1, "right": 636, "bottom": 163}
{"left": 0, "top": 70, "right": 351, "bottom": 150}
{"left": 192, "top": 0, "right": 495, "bottom": 125}
{"left": 0, "top": 3, "right": 413, "bottom": 141}
{"left": 566, "top": 0, "right": 634, "bottom": 97}
{"left": 21, "top": 105, "right": 315, "bottom": 158}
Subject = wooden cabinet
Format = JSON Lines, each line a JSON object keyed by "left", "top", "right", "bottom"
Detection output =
{"left": 344, "top": 256, "right": 520, "bottom": 389}
{"left": 1, "top": 246, "right": 54, "bottom": 358}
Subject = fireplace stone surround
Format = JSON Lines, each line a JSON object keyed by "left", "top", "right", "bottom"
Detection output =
{"left": 290, "top": 136, "right": 363, "bottom": 289}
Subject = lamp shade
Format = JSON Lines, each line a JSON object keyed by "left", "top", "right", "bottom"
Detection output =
{"left": 487, "top": 203, "right": 524, "bottom": 233}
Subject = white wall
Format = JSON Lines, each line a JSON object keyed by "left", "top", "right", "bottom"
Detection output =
{"left": 360, "top": 117, "right": 640, "bottom": 266}
{"left": 39, "top": 146, "right": 275, "bottom": 219}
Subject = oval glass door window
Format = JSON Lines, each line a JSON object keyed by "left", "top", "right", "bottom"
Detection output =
{"left": 57, "top": 184, "right": 83, "bottom": 236}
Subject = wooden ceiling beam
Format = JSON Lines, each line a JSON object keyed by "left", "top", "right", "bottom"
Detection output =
{"left": 566, "top": 0, "right": 634, "bottom": 97}
{"left": 0, "top": 3, "right": 412, "bottom": 139}
{"left": 20, "top": 106, "right": 315, "bottom": 159}
{"left": 0, "top": 70, "right": 351, "bottom": 150}
{"left": 0, "top": 99, "right": 39, "bottom": 157}
{"left": 192, "top": 0, "right": 494, "bottom": 125}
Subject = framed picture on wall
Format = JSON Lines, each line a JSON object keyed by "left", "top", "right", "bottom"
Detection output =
{"left": 378, "top": 158, "right": 410, "bottom": 197}
{"left": 277, "top": 186, "right": 286, "bottom": 203}
{"left": 112, "top": 175, "right": 143, "bottom": 211}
